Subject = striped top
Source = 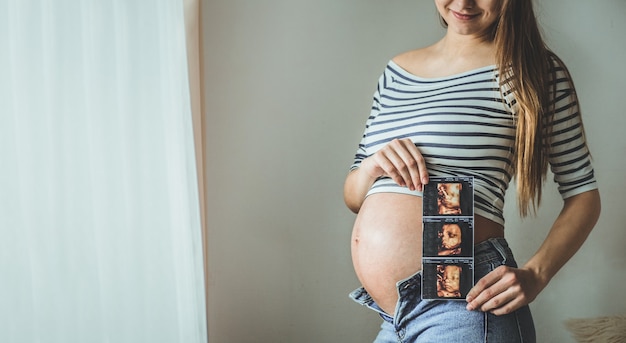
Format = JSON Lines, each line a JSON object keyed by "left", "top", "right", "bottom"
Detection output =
{"left": 350, "top": 58, "right": 597, "bottom": 225}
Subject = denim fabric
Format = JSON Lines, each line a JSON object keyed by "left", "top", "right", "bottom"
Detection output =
{"left": 349, "top": 238, "right": 536, "bottom": 343}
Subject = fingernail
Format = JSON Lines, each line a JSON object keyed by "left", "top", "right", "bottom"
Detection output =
{"left": 422, "top": 177, "right": 428, "bottom": 184}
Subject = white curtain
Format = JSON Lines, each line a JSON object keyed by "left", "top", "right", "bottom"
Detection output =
{"left": 0, "top": 1, "right": 207, "bottom": 342}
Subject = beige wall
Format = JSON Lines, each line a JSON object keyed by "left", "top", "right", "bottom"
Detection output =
{"left": 203, "top": 1, "right": 626, "bottom": 342}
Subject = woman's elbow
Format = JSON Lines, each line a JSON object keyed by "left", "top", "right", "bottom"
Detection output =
{"left": 343, "top": 192, "right": 362, "bottom": 214}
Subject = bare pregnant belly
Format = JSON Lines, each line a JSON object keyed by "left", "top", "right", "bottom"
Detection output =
{"left": 351, "top": 192, "right": 503, "bottom": 316}
{"left": 351, "top": 193, "right": 423, "bottom": 315}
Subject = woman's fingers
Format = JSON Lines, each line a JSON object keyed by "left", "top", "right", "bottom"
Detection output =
{"left": 373, "top": 139, "right": 428, "bottom": 190}
{"left": 466, "top": 266, "right": 540, "bottom": 316}
{"left": 395, "top": 139, "right": 428, "bottom": 190}
{"left": 372, "top": 148, "right": 408, "bottom": 187}
{"left": 384, "top": 140, "right": 416, "bottom": 189}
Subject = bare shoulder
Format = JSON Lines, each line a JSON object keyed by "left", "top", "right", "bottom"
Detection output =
{"left": 392, "top": 47, "right": 433, "bottom": 69}
{"left": 391, "top": 45, "right": 441, "bottom": 78}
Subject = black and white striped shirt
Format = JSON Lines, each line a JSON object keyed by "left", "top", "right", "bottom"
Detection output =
{"left": 351, "top": 59, "right": 597, "bottom": 225}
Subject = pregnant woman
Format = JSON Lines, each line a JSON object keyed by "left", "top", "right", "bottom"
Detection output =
{"left": 344, "top": 1, "right": 601, "bottom": 342}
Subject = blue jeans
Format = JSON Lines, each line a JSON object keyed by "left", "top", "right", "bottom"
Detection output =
{"left": 350, "top": 238, "right": 536, "bottom": 343}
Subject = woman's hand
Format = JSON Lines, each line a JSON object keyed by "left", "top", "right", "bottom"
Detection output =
{"left": 465, "top": 266, "right": 547, "bottom": 316}
{"left": 344, "top": 138, "right": 428, "bottom": 213}
{"left": 361, "top": 138, "right": 429, "bottom": 191}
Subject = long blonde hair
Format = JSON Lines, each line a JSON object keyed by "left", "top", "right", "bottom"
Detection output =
{"left": 442, "top": 0, "right": 581, "bottom": 217}
{"left": 494, "top": 0, "right": 582, "bottom": 217}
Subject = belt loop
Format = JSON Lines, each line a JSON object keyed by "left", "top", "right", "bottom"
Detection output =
{"left": 489, "top": 238, "right": 508, "bottom": 265}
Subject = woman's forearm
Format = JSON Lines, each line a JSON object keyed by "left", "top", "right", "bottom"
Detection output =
{"left": 343, "top": 167, "right": 378, "bottom": 213}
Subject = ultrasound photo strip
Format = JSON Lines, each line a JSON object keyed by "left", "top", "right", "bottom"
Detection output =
{"left": 421, "top": 176, "right": 475, "bottom": 300}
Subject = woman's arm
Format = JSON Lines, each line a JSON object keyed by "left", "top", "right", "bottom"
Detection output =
{"left": 343, "top": 138, "right": 429, "bottom": 213}
{"left": 466, "top": 189, "right": 601, "bottom": 315}
{"left": 343, "top": 166, "right": 378, "bottom": 214}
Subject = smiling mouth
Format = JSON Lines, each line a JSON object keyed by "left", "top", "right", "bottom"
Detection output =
{"left": 452, "top": 11, "right": 479, "bottom": 20}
